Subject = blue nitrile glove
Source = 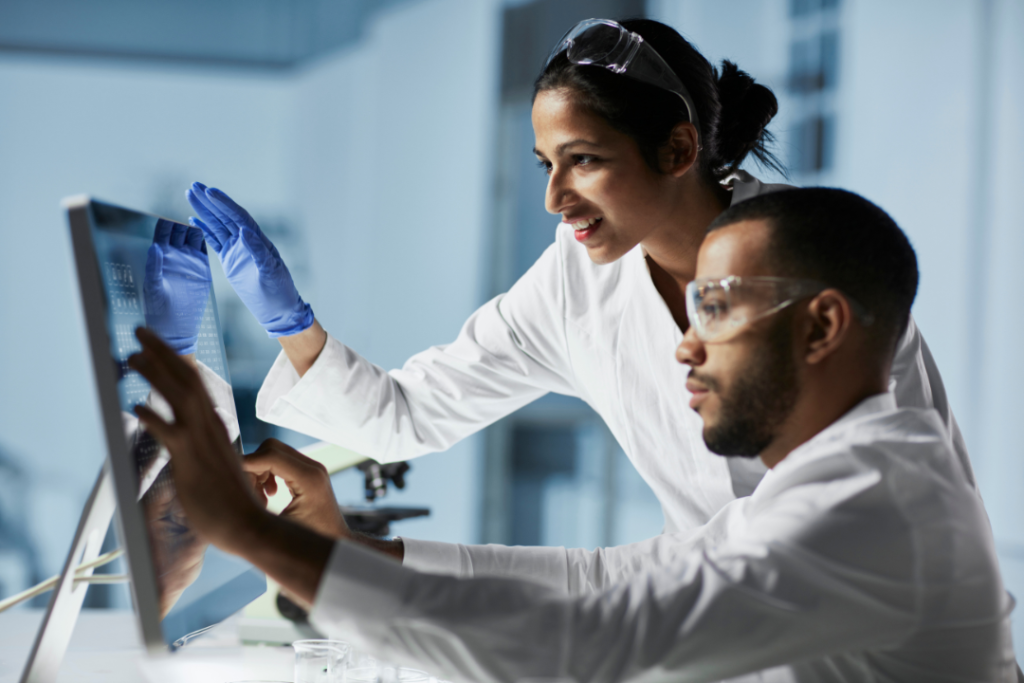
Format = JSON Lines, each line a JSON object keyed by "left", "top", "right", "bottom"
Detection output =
{"left": 143, "top": 219, "right": 213, "bottom": 355}
{"left": 185, "top": 182, "right": 314, "bottom": 338}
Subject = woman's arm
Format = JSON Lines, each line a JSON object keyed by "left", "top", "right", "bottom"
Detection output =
{"left": 277, "top": 318, "right": 329, "bottom": 377}
{"left": 255, "top": 240, "right": 577, "bottom": 463}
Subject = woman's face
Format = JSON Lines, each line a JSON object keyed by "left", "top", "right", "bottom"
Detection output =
{"left": 532, "top": 88, "right": 681, "bottom": 264}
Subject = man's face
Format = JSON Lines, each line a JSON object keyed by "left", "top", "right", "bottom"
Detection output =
{"left": 676, "top": 220, "right": 801, "bottom": 457}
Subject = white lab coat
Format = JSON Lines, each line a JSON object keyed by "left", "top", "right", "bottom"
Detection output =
{"left": 256, "top": 172, "right": 975, "bottom": 535}
{"left": 309, "top": 394, "right": 1014, "bottom": 683}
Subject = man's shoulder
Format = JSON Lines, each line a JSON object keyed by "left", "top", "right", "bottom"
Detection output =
{"left": 755, "top": 403, "right": 976, "bottom": 554}
{"left": 845, "top": 403, "right": 948, "bottom": 448}
{"left": 768, "top": 402, "right": 952, "bottom": 493}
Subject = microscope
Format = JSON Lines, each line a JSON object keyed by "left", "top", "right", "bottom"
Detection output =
{"left": 340, "top": 460, "right": 429, "bottom": 536}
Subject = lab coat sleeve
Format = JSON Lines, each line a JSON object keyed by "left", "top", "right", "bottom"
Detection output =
{"left": 255, "top": 239, "right": 576, "bottom": 462}
{"left": 195, "top": 360, "right": 241, "bottom": 446}
{"left": 311, "top": 517, "right": 917, "bottom": 683}
{"left": 889, "top": 315, "right": 976, "bottom": 488}
{"left": 401, "top": 530, "right": 708, "bottom": 597}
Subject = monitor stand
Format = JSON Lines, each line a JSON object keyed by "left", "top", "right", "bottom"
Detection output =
{"left": 19, "top": 463, "right": 116, "bottom": 683}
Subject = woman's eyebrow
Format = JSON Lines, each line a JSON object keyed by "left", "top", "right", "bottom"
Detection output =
{"left": 534, "top": 139, "right": 603, "bottom": 158}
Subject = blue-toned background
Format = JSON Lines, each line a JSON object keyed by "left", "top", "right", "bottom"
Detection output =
{"left": 1, "top": 0, "right": 1022, "bottom": 657}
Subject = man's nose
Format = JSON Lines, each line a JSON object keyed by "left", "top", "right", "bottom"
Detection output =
{"left": 676, "top": 327, "right": 706, "bottom": 367}
{"left": 545, "top": 167, "right": 576, "bottom": 215}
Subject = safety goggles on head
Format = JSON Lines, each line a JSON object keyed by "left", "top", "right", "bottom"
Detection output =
{"left": 685, "top": 276, "right": 828, "bottom": 343}
{"left": 546, "top": 18, "right": 701, "bottom": 144}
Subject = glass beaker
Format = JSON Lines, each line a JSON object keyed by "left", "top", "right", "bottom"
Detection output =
{"left": 345, "top": 651, "right": 432, "bottom": 683}
{"left": 293, "top": 639, "right": 350, "bottom": 683}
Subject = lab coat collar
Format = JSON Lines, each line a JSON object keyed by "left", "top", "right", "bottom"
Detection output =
{"left": 752, "top": 392, "right": 896, "bottom": 491}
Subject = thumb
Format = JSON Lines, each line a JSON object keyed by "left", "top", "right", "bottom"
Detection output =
{"left": 240, "top": 227, "right": 277, "bottom": 275}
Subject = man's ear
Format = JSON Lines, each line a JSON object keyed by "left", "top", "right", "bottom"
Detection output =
{"left": 803, "top": 290, "right": 853, "bottom": 365}
{"left": 661, "top": 121, "right": 700, "bottom": 177}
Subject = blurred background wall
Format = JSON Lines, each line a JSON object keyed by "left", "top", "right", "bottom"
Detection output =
{"left": 0, "top": 0, "right": 1022, "bottom": 657}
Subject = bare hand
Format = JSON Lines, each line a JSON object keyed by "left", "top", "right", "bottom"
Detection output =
{"left": 243, "top": 439, "right": 351, "bottom": 540}
{"left": 128, "top": 327, "right": 266, "bottom": 555}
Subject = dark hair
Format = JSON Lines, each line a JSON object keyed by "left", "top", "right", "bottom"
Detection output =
{"left": 534, "top": 18, "right": 783, "bottom": 184}
{"left": 708, "top": 188, "right": 920, "bottom": 354}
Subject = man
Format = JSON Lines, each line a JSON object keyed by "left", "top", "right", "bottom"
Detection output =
{"left": 130, "top": 188, "right": 1015, "bottom": 681}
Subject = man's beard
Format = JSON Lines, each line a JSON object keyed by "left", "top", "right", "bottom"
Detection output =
{"left": 698, "top": 316, "right": 800, "bottom": 457}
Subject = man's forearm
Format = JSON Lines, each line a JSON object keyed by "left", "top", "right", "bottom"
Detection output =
{"left": 235, "top": 514, "right": 403, "bottom": 607}
{"left": 235, "top": 511, "right": 336, "bottom": 605}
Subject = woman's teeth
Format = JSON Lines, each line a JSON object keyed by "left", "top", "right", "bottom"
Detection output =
{"left": 572, "top": 217, "right": 602, "bottom": 230}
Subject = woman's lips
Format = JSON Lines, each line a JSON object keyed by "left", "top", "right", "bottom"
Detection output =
{"left": 573, "top": 217, "right": 603, "bottom": 243}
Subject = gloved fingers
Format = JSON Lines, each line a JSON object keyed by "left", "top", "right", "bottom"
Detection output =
{"left": 153, "top": 219, "right": 175, "bottom": 247}
{"left": 204, "top": 187, "right": 259, "bottom": 233}
{"left": 169, "top": 222, "right": 189, "bottom": 248}
{"left": 187, "top": 185, "right": 236, "bottom": 241}
{"left": 196, "top": 190, "right": 244, "bottom": 240}
{"left": 144, "top": 244, "right": 165, "bottom": 286}
{"left": 240, "top": 226, "right": 278, "bottom": 275}
{"left": 184, "top": 226, "right": 206, "bottom": 252}
{"left": 189, "top": 217, "right": 223, "bottom": 254}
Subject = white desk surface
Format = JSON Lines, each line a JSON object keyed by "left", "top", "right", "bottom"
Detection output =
{"left": 0, "top": 609, "right": 294, "bottom": 683}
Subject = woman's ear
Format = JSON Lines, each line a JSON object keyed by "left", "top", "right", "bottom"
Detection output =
{"left": 661, "top": 121, "right": 700, "bottom": 176}
{"left": 804, "top": 290, "right": 853, "bottom": 365}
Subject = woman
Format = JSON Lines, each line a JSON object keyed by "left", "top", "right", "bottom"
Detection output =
{"left": 186, "top": 18, "right": 972, "bottom": 544}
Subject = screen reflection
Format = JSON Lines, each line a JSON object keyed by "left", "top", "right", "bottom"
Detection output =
{"left": 90, "top": 201, "right": 264, "bottom": 646}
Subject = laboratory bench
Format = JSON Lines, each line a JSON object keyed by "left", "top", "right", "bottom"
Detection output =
{"left": 0, "top": 608, "right": 298, "bottom": 682}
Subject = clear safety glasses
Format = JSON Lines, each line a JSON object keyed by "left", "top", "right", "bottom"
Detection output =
{"left": 685, "top": 276, "right": 827, "bottom": 343}
{"left": 546, "top": 18, "right": 701, "bottom": 142}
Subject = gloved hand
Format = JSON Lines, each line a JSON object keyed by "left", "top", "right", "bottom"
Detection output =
{"left": 143, "top": 219, "right": 212, "bottom": 355}
{"left": 185, "top": 182, "right": 313, "bottom": 338}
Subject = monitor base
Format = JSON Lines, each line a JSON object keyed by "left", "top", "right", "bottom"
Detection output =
{"left": 19, "top": 464, "right": 115, "bottom": 683}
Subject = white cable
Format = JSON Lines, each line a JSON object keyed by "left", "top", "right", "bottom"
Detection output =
{"left": 0, "top": 548, "right": 125, "bottom": 614}
{"left": 73, "top": 574, "right": 129, "bottom": 585}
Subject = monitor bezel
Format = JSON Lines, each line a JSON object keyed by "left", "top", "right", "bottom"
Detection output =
{"left": 66, "top": 195, "right": 203, "bottom": 653}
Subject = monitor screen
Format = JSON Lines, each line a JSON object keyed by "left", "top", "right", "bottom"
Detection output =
{"left": 68, "top": 197, "right": 265, "bottom": 649}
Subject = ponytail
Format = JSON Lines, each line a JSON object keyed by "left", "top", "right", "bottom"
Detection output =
{"left": 711, "top": 61, "right": 784, "bottom": 178}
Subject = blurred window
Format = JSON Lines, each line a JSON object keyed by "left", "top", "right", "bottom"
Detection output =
{"left": 787, "top": 0, "right": 841, "bottom": 176}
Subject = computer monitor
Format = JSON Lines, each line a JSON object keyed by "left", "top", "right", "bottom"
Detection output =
{"left": 63, "top": 196, "right": 266, "bottom": 650}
